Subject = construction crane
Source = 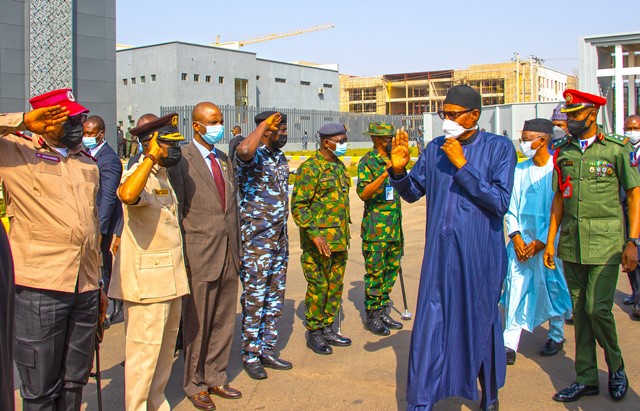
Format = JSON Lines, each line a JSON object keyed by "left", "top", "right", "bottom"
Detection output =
{"left": 214, "top": 24, "right": 334, "bottom": 49}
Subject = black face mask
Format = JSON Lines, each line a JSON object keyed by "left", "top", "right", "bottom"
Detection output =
{"left": 158, "top": 146, "right": 182, "bottom": 168}
{"left": 567, "top": 115, "right": 593, "bottom": 138}
{"left": 274, "top": 135, "right": 287, "bottom": 150}
{"left": 59, "top": 122, "right": 84, "bottom": 148}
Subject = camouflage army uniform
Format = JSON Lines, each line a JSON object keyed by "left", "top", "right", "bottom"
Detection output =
{"left": 237, "top": 145, "right": 289, "bottom": 364}
{"left": 357, "top": 150, "right": 403, "bottom": 311}
{"left": 291, "top": 153, "right": 351, "bottom": 331}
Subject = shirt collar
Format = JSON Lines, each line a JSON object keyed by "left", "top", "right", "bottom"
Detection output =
{"left": 90, "top": 141, "right": 107, "bottom": 157}
{"left": 193, "top": 138, "right": 215, "bottom": 159}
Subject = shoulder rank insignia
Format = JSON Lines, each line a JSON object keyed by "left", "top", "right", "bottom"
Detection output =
{"left": 551, "top": 135, "right": 570, "bottom": 150}
{"left": 603, "top": 133, "right": 628, "bottom": 146}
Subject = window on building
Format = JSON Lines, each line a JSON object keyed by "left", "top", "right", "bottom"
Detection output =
{"left": 140, "top": 76, "right": 145, "bottom": 84}
{"left": 219, "top": 76, "right": 224, "bottom": 84}
{"left": 300, "top": 81, "right": 311, "bottom": 86}
{"left": 122, "top": 78, "right": 128, "bottom": 86}
{"left": 256, "top": 75, "right": 260, "bottom": 80}
{"left": 131, "top": 77, "right": 136, "bottom": 85}
{"left": 194, "top": 74, "right": 200, "bottom": 82}
{"left": 182, "top": 73, "right": 188, "bottom": 81}
{"left": 275, "top": 78, "right": 286, "bottom": 83}
{"left": 205, "top": 75, "right": 211, "bottom": 83}
{"left": 363, "top": 103, "right": 377, "bottom": 113}
{"left": 348, "top": 87, "right": 377, "bottom": 102}
{"left": 323, "top": 83, "right": 333, "bottom": 88}
{"left": 151, "top": 74, "right": 156, "bottom": 83}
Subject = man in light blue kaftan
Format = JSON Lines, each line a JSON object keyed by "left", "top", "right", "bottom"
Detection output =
{"left": 388, "top": 85, "right": 517, "bottom": 411}
{"left": 501, "top": 119, "right": 572, "bottom": 365}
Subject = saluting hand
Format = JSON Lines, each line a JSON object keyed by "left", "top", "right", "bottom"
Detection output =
{"left": 23, "top": 105, "right": 70, "bottom": 138}
{"left": 440, "top": 138, "right": 467, "bottom": 169}
{"left": 312, "top": 235, "right": 332, "bottom": 257}
{"left": 543, "top": 244, "right": 556, "bottom": 269}
{"left": 265, "top": 112, "right": 282, "bottom": 132}
{"left": 148, "top": 132, "right": 168, "bottom": 161}
{"left": 390, "top": 127, "right": 410, "bottom": 174}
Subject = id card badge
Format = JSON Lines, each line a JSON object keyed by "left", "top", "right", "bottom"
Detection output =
{"left": 562, "top": 183, "right": 573, "bottom": 199}
{"left": 385, "top": 186, "right": 394, "bottom": 201}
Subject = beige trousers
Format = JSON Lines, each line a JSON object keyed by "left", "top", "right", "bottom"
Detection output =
{"left": 124, "top": 298, "right": 181, "bottom": 411}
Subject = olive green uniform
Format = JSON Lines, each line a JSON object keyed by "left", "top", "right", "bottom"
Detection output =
{"left": 357, "top": 150, "right": 403, "bottom": 311}
{"left": 291, "top": 153, "right": 351, "bottom": 331}
{"left": 552, "top": 128, "right": 640, "bottom": 385}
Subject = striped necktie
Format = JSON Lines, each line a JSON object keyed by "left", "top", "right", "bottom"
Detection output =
{"left": 207, "top": 152, "right": 226, "bottom": 211}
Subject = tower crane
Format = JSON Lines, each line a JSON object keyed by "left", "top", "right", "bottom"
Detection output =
{"left": 214, "top": 24, "right": 335, "bottom": 49}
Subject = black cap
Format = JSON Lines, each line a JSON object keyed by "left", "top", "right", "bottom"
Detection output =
{"left": 318, "top": 123, "right": 347, "bottom": 139}
{"left": 255, "top": 111, "right": 287, "bottom": 125}
{"left": 523, "top": 118, "right": 553, "bottom": 134}
{"left": 444, "top": 84, "right": 482, "bottom": 112}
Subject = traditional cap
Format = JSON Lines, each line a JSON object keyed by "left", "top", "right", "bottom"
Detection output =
{"left": 318, "top": 123, "right": 347, "bottom": 139}
{"left": 561, "top": 89, "right": 607, "bottom": 113}
{"left": 443, "top": 84, "right": 482, "bottom": 112}
{"left": 551, "top": 104, "right": 567, "bottom": 121}
{"left": 523, "top": 118, "right": 553, "bottom": 134}
{"left": 363, "top": 122, "right": 395, "bottom": 137}
{"left": 255, "top": 110, "right": 287, "bottom": 125}
{"left": 129, "top": 112, "right": 185, "bottom": 143}
{"left": 29, "top": 88, "right": 89, "bottom": 117}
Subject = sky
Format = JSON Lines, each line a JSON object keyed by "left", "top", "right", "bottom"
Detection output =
{"left": 117, "top": 0, "right": 639, "bottom": 77}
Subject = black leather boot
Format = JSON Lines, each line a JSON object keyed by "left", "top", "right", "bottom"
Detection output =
{"left": 366, "top": 309, "right": 390, "bottom": 336}
{"left": 322, "top": 326, "right": 352, "bottom": 346}
{"left": 109, "top": 299, "right": 123, "bottom": 323}
{"left": 379, "top": 308, "right": 403, "bottom": 330}
{"left": 307, "top": 330, "right": 332, "bottom": 355}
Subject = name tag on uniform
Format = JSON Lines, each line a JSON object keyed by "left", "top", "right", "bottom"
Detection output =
{"left": 35, "top": 152, "right": 60, "bottom": 162}
{"left": 385, "top": 186, "right": 394, "bottom": 201}
{"left": 154, "top": 189, "right": 169, "bottom": 196}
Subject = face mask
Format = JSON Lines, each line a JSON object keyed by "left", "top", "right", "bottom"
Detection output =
{"left": 158, "top": 146, "right": 182, "bottom": 168}
{"left": 567, "top": 115, "right": 592, "bottom": 137}
{"left": 59, "top": 122, "right": 85, "bottom": 148}
{"left": 83, "top": 136, "right": 98, "bottom": 150}
{"left": 625, "top": 130, "right": 640, "bottom": 145}
{"left": 329, "top": 141, "right": 347, "bottom": 157}
{"left": 138, "top": 141, "right": 143, "bottom": 154}
{"left": 273, "top": 134, "right": 287, "bottom": 150}
{"left": 199, "top": 124, "right": 224, "bottom": 145}
{"left": 442, "top": 119, "right": 477, "bottom": 139}
{"left": 519, "top": 138, "right": 540, "bottom": 158}
{"left": 552, "top": 126, "right": 566, "bottom": 140}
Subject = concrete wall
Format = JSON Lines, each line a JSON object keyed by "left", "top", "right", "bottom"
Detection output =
{"left": 0, "top": 0, "right": 28, "bottom": 112}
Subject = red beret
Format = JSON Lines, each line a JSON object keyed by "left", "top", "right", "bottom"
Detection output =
{"left": 29, "top": 88, "right": 89, "bottom": 117}
{"left": 561, "top": 89, "right": 607, "bottom": 113}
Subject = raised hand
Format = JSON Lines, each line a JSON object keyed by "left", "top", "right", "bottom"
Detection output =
{"left": 148, "top": 132, "right": 168, "bottom": 160}
{"left": 23, "top": 105, "right": 70, "bottom": 137}
{"left": 265, "top": 112, "right": 282, "bottom": 132}
{"left": 391, "top": 127, "right": 410, "bottom": 174}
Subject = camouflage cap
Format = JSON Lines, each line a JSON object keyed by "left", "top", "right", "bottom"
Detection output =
{"left": 363, "top": 122, "right": 395, "bottom": 137}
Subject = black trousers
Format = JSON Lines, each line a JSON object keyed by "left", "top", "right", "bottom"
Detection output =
{"left": 14, "top": 286, "right": 99, "bottom": 411}
{"left": 100, "top": 234, "right": 113, "bottom": 293}
{"left": 0, "top": 228, "right": 15, "bottom": 411}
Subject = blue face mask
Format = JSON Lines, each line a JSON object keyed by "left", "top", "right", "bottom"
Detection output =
{"left": 332, "top": 142, "right": 348, "bottom": 157}
{"left": 83, "top": 136, "right": 98, "bottom": 150}
{"left": 137, "top": 141, "right": 143, "bottom": 154}
{"left": 199, "top": 124, "right": 224, "bottom": 145}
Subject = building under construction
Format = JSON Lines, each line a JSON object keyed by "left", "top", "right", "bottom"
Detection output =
{"left": 340, "top": 60, "right": 577, "bottom": 115}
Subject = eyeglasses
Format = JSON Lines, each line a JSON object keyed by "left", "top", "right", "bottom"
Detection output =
{"left": 519, "top": 137, "right": 541, "bottom": 144}
{"left": 67, "top": 113, "right": 87, "bottom": 126}
{"left": 437, "top": 109, "right": 473, "bottom": 121}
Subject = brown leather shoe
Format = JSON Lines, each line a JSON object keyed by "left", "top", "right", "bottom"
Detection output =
{"left": 209, "top": 384, "right": 242, "bottom": 399}
{"left": 188, "top": 391, "right": 216, "bottom": 410}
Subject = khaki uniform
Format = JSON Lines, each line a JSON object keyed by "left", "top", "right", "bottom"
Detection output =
{"left": 110, "top": 157, "right": 189, "bottom": 411}
{"left": 0, "top": 113, "right": 100, "bottom": 409}
{"left": 553, "top": 129, "right": 640, "bottom": 385}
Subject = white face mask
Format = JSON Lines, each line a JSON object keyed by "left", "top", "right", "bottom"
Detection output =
{"left": 519, "top": 138, "right": 540, "bottom": 158}
{"left": 552, "top": 126, "right": 566, "bottom": 141}
{"left": 442, "top": 119, "right": 477, "bottom": 139}
{"left": 625, "top": 130, "right": 640, "bottom": 145}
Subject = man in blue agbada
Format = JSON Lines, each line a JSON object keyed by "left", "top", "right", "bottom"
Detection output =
{"left": 388, "top": 85, "right": 517, "bottom": 411}
{"left": 501, "top": 119, "right": 572, "bottom": 366}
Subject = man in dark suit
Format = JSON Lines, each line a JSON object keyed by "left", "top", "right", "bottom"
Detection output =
{"left": 169, "top": 102, "right": 242, "bottom": 411}
{"left": 83, "top": 116, "right": 123, "bottom": 317}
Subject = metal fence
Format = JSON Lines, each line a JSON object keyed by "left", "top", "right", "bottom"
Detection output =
{"left": 161, "top": 105, "right": 423, "bottom": 145}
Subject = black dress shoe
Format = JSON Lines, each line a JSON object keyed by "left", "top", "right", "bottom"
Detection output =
{"left": 307, "top": 330, "right": 332, "bottom": 355}
{"left": 540, "top": 338, "right": 564, "bottom": 356}
{"left": 109, "top": 299, "right": 124, "bottom": 323}
{"left": 624, "top": 295, "right": 635, "bottom": 305}
{"left": 565, "top": 315, "right": 574, "bottom": 325}
{"left": 261, "top": 355, "right": 293, "bottom": 370}
{"left": 322, "top": 326, "right": 352, "bottom": 346}
{"left": 243, "top": 361, "right": 268, "bottom": 379}
{"left": 365, "top": 309, "right": 390, "bottom": 336}
{"left": 609, "top": 366, "right": 628, "bottom": 401}
{"left": 505, "top": 348, "right": 516, "bottom": 365}
{"left": 379, "top": 309, "right": 403, "bottom": 330}
{"left": 552, "top": 382, "right": 599, "bottom": 402}
{"left": 633, "top": 304, "right": 640, "bottom": 318}
{"left": 480, "top": 399, "right": 499, "bottom": 411}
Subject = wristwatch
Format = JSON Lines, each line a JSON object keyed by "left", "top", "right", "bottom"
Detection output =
{"left": 627, "top": 238, "right": 640, "bottom": 246}
{"left": 508, "top": 231, "right": 521, "bottom": 239}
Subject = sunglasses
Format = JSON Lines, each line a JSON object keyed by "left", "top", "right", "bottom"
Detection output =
{"left": 67, "top": 113, "right": 87, "bottom": 126}
{"left": 437, "top": 109, "right": 473, "bottom": 121}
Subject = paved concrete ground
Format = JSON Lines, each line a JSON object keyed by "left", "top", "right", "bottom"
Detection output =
{"left": 14, "top": 190, "right": 640, "bottom": 410}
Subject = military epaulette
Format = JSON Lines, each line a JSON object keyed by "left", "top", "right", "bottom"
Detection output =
{"left": 551, "top": 135, "right": 570, "bottom": 150}
{"left": 603, "top": 133, "right": 629, "bottom": 146}
{"left": 14, "top": 130, "right": 46, "bottom": 146}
